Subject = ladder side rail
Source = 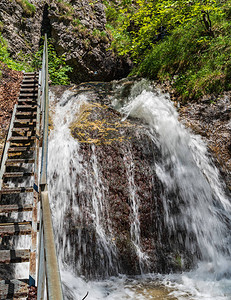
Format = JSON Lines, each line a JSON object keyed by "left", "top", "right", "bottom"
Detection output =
{"left": 41, "top": 189, "right": 63, "bottom": 300}
{"left": 0, "top": 104, "right": 17, "bottom": 190}
{"left": 38, "top": 34, "right": 63, "bottom": 300}
{"left": 37, "top": 207, "right": 46, "bottom": 299}
{"left": 29, "top": 73, "right": 41, "bottom": 286}
{"left": 40, "top": 34, "right": 49, "bottom": 185}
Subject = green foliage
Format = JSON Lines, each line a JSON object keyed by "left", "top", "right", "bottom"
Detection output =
{"left": 0, "top": 21, "right": 3, "bottom": 32}
{"left": 134, "top": 13, "right": 231, "bottom": 100}
{"left": 33, "top": 40, "right": 73, "bottom": 85}
{"left": 107, "top": 0, "right": 231, "bottom": 100}
{"left": 0, "top": 33, "right": 32, "bottom": 71}
{"left": 15, "top": 0, "right": 36, "bottom": 17}
{"left": 113, "top": 0, "right": 222, "bottom": 59}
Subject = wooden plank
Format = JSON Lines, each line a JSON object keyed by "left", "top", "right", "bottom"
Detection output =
{"left": 0, "top": 249, "right": 30, "bottom": 263}
{"left": 3, "top": 172, "right": 34, "bottom": 178}
{"left": 0, "top": 279, "right": 29, "bottom": 299}
{"left": 0, "top": 187, "right": 34, "bottom": 194}
{"left": 6, "top": 159, "right": 35, "bottom": 165}
{"left": 0, "top": 204, "right": 33, "bottom": 213}
{"left": 14, "top": 119, "right": 36, "bottom": 123}
{"left": 0, "top": 222, "right": 31, "bottom": 236}
{"left": 9, "top": 136, "right": 36, "bottom": 141}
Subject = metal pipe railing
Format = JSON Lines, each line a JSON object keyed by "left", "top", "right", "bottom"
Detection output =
{"left": 37, "top": 34, "right": 63, "bottom": 300}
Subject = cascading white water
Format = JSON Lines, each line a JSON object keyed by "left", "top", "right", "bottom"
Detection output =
{"left": 123, "top": 147, "right": 149, "bottom": 272}
{"left": 120, "top": 82, "right": 231, "bottom": 266}
{"left": 48, "top": 80, "right": 231, "bottom": 299}
{"left": 48, "top": 91, "right": 119, "bottom": 281}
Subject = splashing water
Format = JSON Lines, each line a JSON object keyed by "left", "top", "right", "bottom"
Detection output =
{"left": 48, "top": 80, "right": 231, "bottom": 299}
{"left": 123, "top": 147, "right": 149, "bottom": 272}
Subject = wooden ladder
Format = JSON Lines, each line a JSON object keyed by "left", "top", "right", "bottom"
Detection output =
{"left": 0, "top": 72, "right": 40, "bottom": 299}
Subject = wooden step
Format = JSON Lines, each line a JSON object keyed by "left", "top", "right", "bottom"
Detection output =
{"left": 18, "top": 99, "right": 37, "bottom": 104}
{"left": 0, "top": 222, "right": 31, "bottom": 236}
{"left": 0, "top": 187, "right": 34, "bottom": 194}
{"left": 3, "top": 172, "right": 34, "bottom": 178}
{"left": 19, "top": 93, "right": 38, "bottom": 98}
{"left": 15, "top": 112, "right": 37, "bottom": 117}
{"left": 0, "top": 279, "right": 29, "bottom": 299}
{"left": 14, "top": 119, "right": 36, "bottom": 124}
{"left": 20, "top": 87, "right": 38, "bottom": 92}
{"left": 8, "top": 147, "right": 35, "bottom": 152}
{"left": 24, "top": 72, "right": 38, "bottom": 75}
{"left": 9, "top": 136, "right": 36, "bottom": 141}
{"left": 0, "top": 204, "right": 33, "bottom": 213}
{"left": 0, "top": 249, "right": 30, "bottom": 264}
{"left": 6, "top": 159, "right": 35, "bottom": 165}
{"left": 17, "top": 105, "right": 37, "bottom": 110}
{"left": 12, "top": 128, "right": 35, "bottom": 133}
{"left": 23, "top": 75, "right": 38, "bottom": 80}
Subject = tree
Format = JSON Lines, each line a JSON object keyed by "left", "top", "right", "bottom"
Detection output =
{"left": 115, "top": 0, "right": 222, "bottom": 60}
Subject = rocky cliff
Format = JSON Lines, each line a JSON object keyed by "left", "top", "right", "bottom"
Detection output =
{"left": 0, "top": 0, "right": 131, "bottom": 82}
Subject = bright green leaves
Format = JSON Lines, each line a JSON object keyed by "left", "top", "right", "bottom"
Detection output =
{"left": 112, "top": 0, "right": 223, "bottom": 60}
{"left": 33, "top": 40, "right": 73, "bottom": 85}
{"left": 0, "top": 33, "right": 32, "bottom": 71}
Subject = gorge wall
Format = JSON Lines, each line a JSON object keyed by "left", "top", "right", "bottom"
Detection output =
{"left": 0, "top": 0, "right": 131, "bottom": 82}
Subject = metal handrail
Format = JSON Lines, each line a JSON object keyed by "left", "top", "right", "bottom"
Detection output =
{"left": 37, "top": 34, "right": 63, "bottom": 300}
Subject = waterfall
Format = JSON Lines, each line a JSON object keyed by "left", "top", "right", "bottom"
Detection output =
{"left": 48, "top": 80, "right": 231, "bottom": 299}
{"left": 120, "top": 83, "right": 231, "bottom": 269}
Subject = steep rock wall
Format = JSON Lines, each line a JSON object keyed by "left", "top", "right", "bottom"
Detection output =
{"left": 0, "top": 0, "right": 131, "bottom": 82}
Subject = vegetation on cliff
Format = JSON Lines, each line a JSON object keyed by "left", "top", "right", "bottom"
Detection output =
{"left": 0, "top": 33, "right": 32, "bottom": 72}
{"left": 0, "top": 32, "right": 72, "bottom": 85}
{"left": 106, "top": 0, "right": 231, "bottom": 100}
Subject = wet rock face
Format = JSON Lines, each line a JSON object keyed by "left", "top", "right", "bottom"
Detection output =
{"left": 179, "top": 94, "right": 231, "bottom": 189}
{"left": 50, "top": 83, "right": 193, "bottom": 278}
{"left": 48, "top": 0, "right": 131, "bottom": 82}
{"left": 0, "top": 0, "right": 131, "bottom": 82}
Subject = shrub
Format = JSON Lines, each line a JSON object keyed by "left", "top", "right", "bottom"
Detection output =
{"left": 0, "top": 33, "right": 32, "bottom": 71}
{"left": 33, "top": 39, "right": 73, "bottom": 85}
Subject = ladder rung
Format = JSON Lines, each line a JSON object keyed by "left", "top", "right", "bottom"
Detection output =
{"left": 0, "top": 222, "right": 32, "bottom": 236}
{"left": 8, "top": 147, "right": 35, "bottom": 152}
{"left": 3, "top": 172, "right": 34, "bottom": 178}
{"left": 15, "top": 112, "right": 37, "bottom": 117}
{"left": 19, "top": 93, "right": 37, "bottom": 98}
{"left": 18, "top": 99, "right": 37, "bottom": 103}
{"left": 20, "top": 87, "right": 38, "bottom": 92}
{"left": 0, "top": 249, "right": 30, "bottom": 263}
{"left": 6, "top": 159, "right": 35, "bottom": 165}
{"left": 0, "top": 187, "right": 34, "bottom": 194}
{"left": 24, "top": 72, "right": 38, "bottom": 75}
{"left": 14, "top": 118, "right": 36, "bottom": 123}
{"left": 10, "top": 136, "right": 36, "bottom": 140}
{"left": 0, "top": 279, "right": 29, "bottom": 298}
{"left": 13, "top": 127, "right": 35, "bottom": 132}
{"left": 9, "top": 138, "right": 35, "bottom": 143}
{"left": 0, "top": 204, "right": 33, "bottom": 213}
{"left": 17, "top": 105, "right": 37, "bottom": 110}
